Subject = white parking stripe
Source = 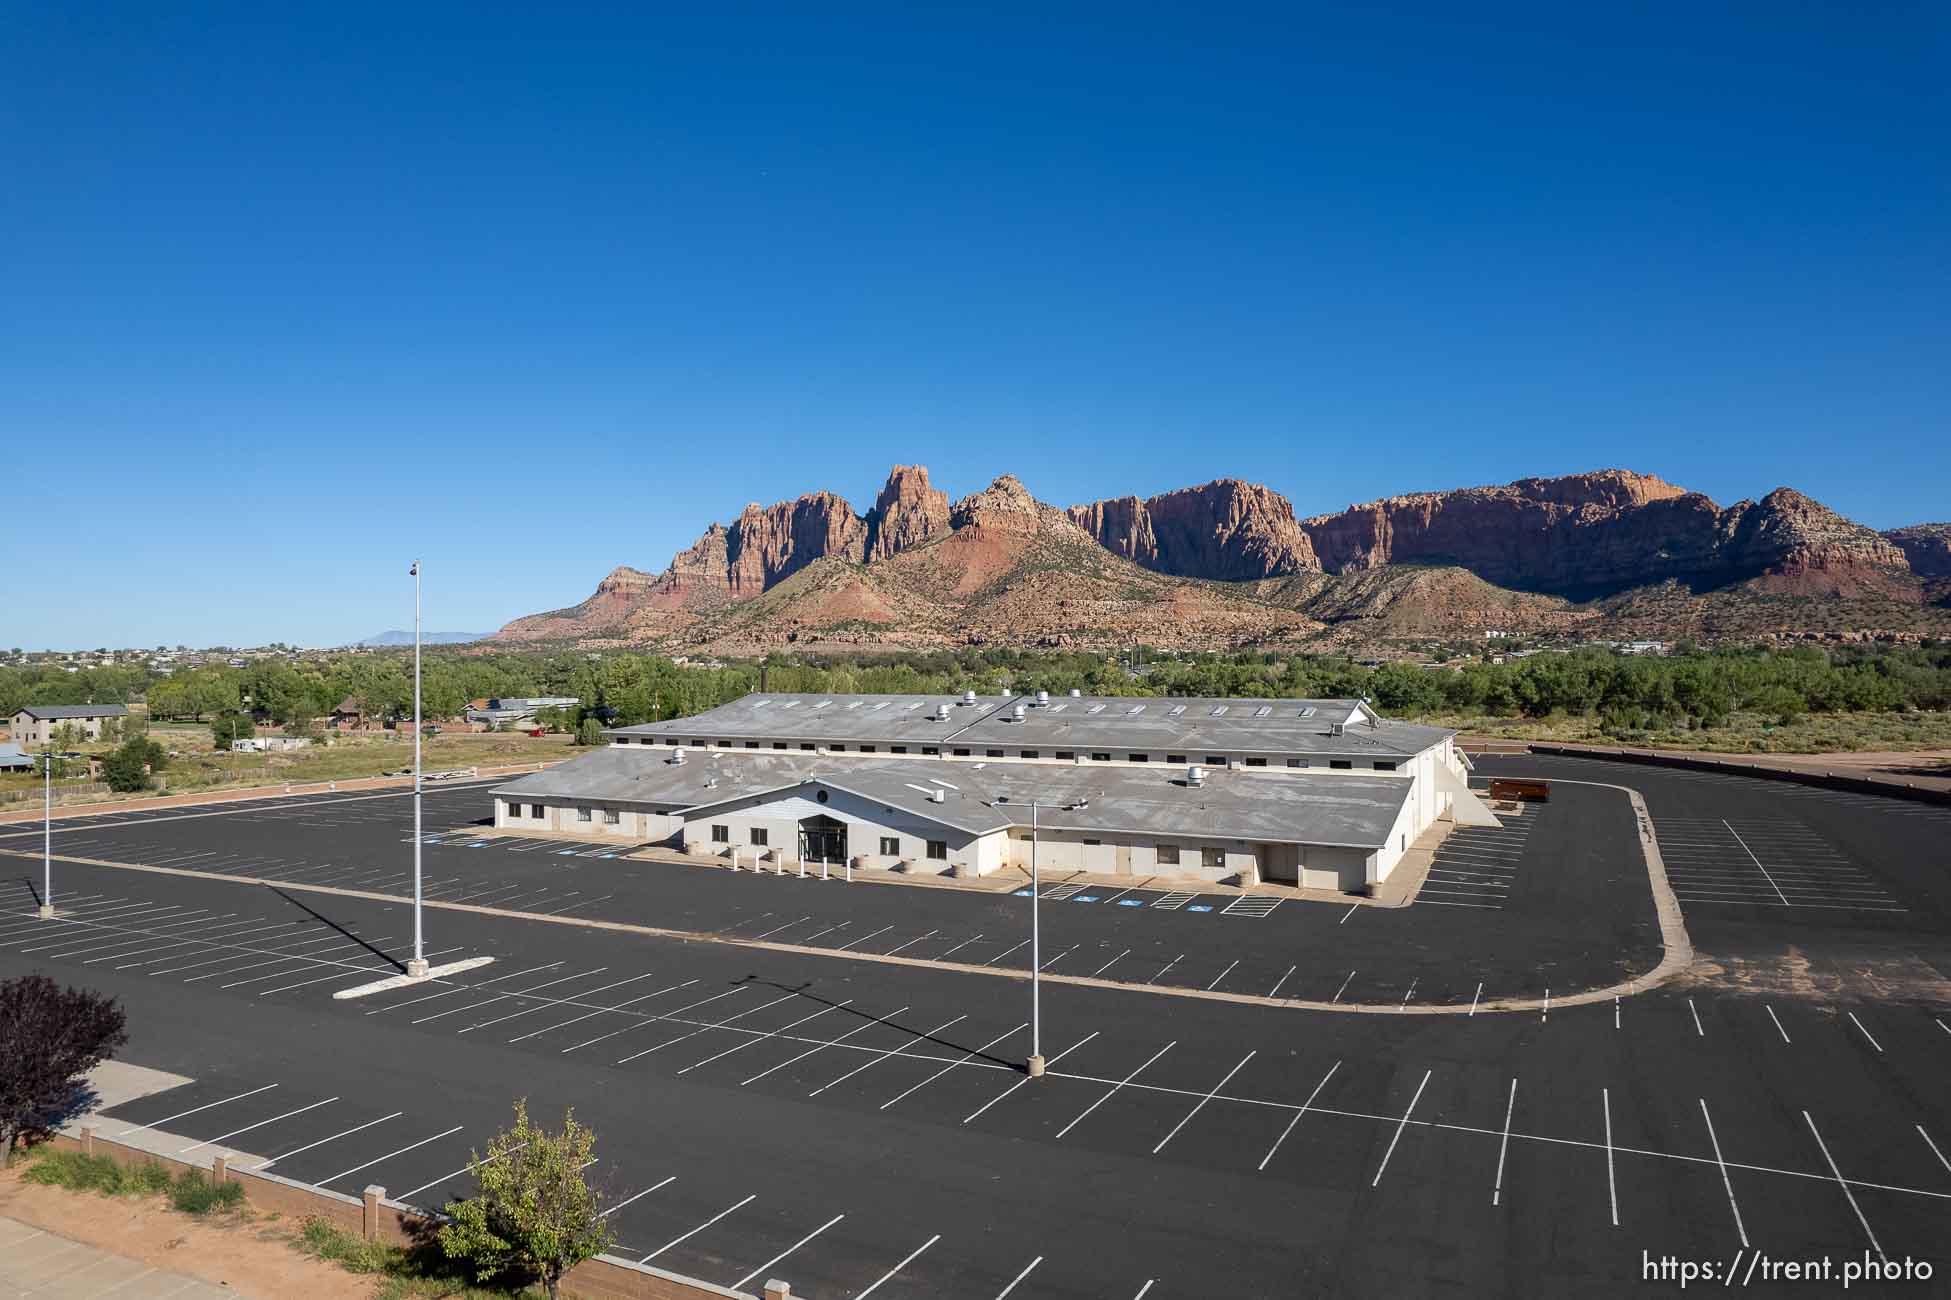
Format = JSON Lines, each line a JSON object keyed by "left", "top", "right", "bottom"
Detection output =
{"left": 963, "top": 1031, "right": 1100, "bottom": 1126}
{"left": 1491, "top": 1077, "right": 1516, "bottom": 1204}
{"left": 317, "top": 1126, "right": 465, "bottom": 1187}
{"left": 808, "top": 1014, "right": 965, "bottom": 1097}
{"left": 601, "top": 1175, "right": 677, "bottom": 1219}
{"left": 249, "top": 1113, "right": 403, "bottom": 1171}
{"left": 618, "top": 991, "right": 801, "bottom": 1065}
{"left": 1370, "top": 1069, "right": 1432, "bottom": 1187}
{"left": 1699, "top": 1099, "right": 1748, "bottom": 1247}
{"left": 180, "top": 1096, "right": 338, "bottom": 1154}
{"left": 730, "top": 1213, "right": 846, "bottom": 1292}
{"left": 510, "top": 979, "right": 696, "bottom": 1043}
{"left": 1803, "top": 1111, "right": 1884, "bottom": 1262}
{"left": 113, "top": 1084, "right": 279, "bottom": 1138}
{"left": 1153, "top": 1051, "right": 1255, "bottom": 1154}
{"left": 640, "top": 1193, "right": 756, "bottom": 1262}
{"left": 743, "top": 1007, "right": 909, "bottom": 1087}
{"left": 881, "top": 1023, "right": 1027, "bottom": 1112}
{"left": 854, "top": 1234, "right": 939, "bottom": 1299}
{"left": 1056, "top": 1041, "right": 1176, "bottom": 1140}
{"left": 679, "top": 1001, "right": 853, "bottom": 1075}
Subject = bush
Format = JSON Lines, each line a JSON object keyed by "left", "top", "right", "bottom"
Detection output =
{"left": 573, "top": 718, "right": 604, "bottom": 747}
{"left": 0, "top": 976, "right": 128, "bottom": 1162}
{"left": 439, "top": 1100, "right": 610, "bottom": 1300}
{"left": 169, "top": 1167, "right": 245, "bottom": 1214}
{"left": 211, "top": 712, "right": 256, "bottom": 751}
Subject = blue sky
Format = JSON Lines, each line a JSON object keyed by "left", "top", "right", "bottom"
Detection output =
{"left": 3, "top": 2, "right": 1945, "bottom": 650}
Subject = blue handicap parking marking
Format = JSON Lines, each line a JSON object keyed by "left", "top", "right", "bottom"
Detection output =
{"left": 1187, "top": 904, "right": 1215, "bottom": 912}
{"left": 468, "top": 841, "right": 489, "bottom": 848}
{"left": 556, "top": 849, "right": 581, "bottom": 856}
{"left": 1072, "top": 895, "right": 1100, "bottom": 903}
{"left": 1013, "top": 889, "right": 1036, "bottom": 897}
{"left": 600, "top": 853, "right": 618, "bottom": 859}
{"left": 1117, "top": 898, "right": 1146, "bottom": 907}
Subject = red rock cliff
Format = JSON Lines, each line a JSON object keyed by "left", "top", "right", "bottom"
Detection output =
{"left": 1068, "top": 479, "right": 1321, "bottom": 580}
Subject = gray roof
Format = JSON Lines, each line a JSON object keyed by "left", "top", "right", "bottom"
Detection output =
{"left": 0, "top": 743, "right": 34, "bottom": 768}
{"left": 611, "top": 692, "right": 1452, "bottom": 760}
{"left": 16, "top": 703, "right": 129, "bottom": 720}
{"left": 495, "top": 746, "right": 1414, "bottom": 849}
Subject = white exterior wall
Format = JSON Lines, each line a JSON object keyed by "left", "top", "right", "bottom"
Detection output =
{"left": 1368, "top": 784, "right": 1425, "bottom": 885}
{"left": 495, "top": 796, "right": 681, "bottom": 842}
{"left": 677, "top": 787, "right": 991, "bottom": 876}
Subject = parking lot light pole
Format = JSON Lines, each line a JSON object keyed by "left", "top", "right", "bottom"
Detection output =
{"left": 994, "top": 794, "right": 1088, "bottom": 1080}
{"left": 407, "top": 559, "right": 428, "bottom": 978}
{"left": 38, "top": 746, "right": 53, "bottom": 919}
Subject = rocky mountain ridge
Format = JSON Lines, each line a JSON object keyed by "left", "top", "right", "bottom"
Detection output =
{"left": 493, "top": 465, "right": 1943, "bottom": 651}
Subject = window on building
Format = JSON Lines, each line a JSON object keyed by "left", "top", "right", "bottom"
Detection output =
{"left": 1090, "top": 752, "right": 1111, "bottom": 762}
{"left": 773, "top": 741, "right": 787, "bottom": 749}
{"left": 577, "top": 807, "right": 593, "bottom": 822}
{"left": 528, "top": 803, "right": 543, "bottom": 818}
{"left": 1020, "top": 750, "right": 1039, "bottom": 759}
{"left": 1166, "top": 754, "right": 1187, "bottom": 765}
{"left": 1083, "top": 838, "right": 1101, "bottom": 846}
{"left": 1244, "top": 757, "right": 1267, "bottom": 768}
{"left": 1156, "top": 844, "right": 1180, "bottom": 865}
{"left": 604, "top": 809, "right": 620, "bottom": 824}
{"left": 1330, "top": 760, "right": 1353, "bottom": 770}
{"left": 1374, "top": 760, "right": 1397, "bottom": 771}
{"left": 711, "top": 824, "right": 730, "bottom": 843}
{"left": 880, "top": 836, "right": 901, "bottom": 856}
{"left": 1203, "top": 846, "right": 1226, "bottom": 869}
{"left": 859, "top": 745, "right": 876, "bottom": 753}
{"left": 926, "top": 840, "right": 947, "bottom": 860}
{"left": 986, "top": 749, "right": 1005, "bottom": 758}
{"left": 1128, "top": 753, "right": 1148, "bottom": 763}
{"left": 1206, "top": 755, "right": 1227, "bottom": 765}
{"left": 922, "top": 746, "right": 939, "bottom": 756}
{"left": 751, "top": 828, "right": 769, "bottom": 846}
{"left": 830, "top": 743, "right": 847, "bottom": 752}
{"left": 891, "top": 745, "right": 908, "bottom": 754}
{"left": 953, "top": 748, "right": 971, "bottom": 757}
{"left": 800, "top": 742, "right": 816, "bottom": 751}
{"left": 744, "top": 740, "right": 759, "bottom": 749}
{"left": 1286, "top": 758, "right": 1309, "bottom": 768}
{"left": 1056, "top": 750, "right": 1075, "bottom": 760}
{"left": 693, "top": 739, "right": 707, "bottom": 747}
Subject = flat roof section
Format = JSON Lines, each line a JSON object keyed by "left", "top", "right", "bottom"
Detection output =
{"left": 495, "top": 746, "right": 1415, "bottom": 849}
{"left": 612, "top": 692, "right": 1453, "bottom": 758}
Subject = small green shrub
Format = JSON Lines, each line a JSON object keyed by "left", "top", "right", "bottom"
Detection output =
{"left": 21, "top": 1150, "right": 125, "bottom": 1192}
{"left": 296, "top": 1217, "right": 397, "bottom": 1274}
{"left": 169, "top": 1167, "right": 245, "bottom": 1214}
{"left": 126, "top": 1160, "right": 175, "bottom": 1195}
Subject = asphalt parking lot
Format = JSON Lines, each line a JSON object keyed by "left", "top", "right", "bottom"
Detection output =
{"left": 3, "top": 754, "right": 1948, "bottom": 1297}
{"left": 0, "top": 774, "right": 1662, "bottom": 1008}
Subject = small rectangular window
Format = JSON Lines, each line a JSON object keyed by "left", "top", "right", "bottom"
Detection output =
{"left": 927, "top": 840, "right": 947, "bottom": 860}
{"left": 1206, "top": 755, "right": 1226, "bottom": 766}
{"left": 1286, "top": 758, "right": 1308, "bottom": 768}
{"left": 1090, "top": 752, "right": 1111, "bottom": 762}
{"left": 604, "top": 808, "right": 620, "bottom": 824}
{"left": 830, "top": 743, "right": 847, "bottom": 752}
{"left": 529, "top": 803, "right": 544, "bottom": 818}
{"left": 744, "top": 740, "right": 759, "bottom": 749}
{"left": 1330, "top": 760, "right": 1353, "bottom": 770}
{"left": 1156, "top": 844, "right": 1180, "bottom": 865}
{"left": 693, "top": 739, "right": 708, "bottom": 747}
{"left": 986, "top": 749, "right": 1005, "bottom": 758}
{"left": 1374, "top": 760, "right": 1396, "bottom": 771}
{"left": 800, "top": 742, "right": 816, "bottom": 751}
{"left": 1019, "top": 750, "right": 1039, "bottom": 759}
{"left": 711, "top": 824, "right": 730, "bottom": 843}
{"left": 1244, "top": 757, "right": 1266, "bottom": 768}
{"left": 773, "top": 741, "right": 787, "bottom": 750}
{"left": 1083, "top": 838, "right": 1101, "bottom": 846}
{"left": 1203, "top": 846, "right": 1225, "bottom": 869}
{"left": 953, "top": 748, "right": 971, "bottom": 757}
{"left": 577, "top": 807, "right": 592, "bottom": 822}
{"left": 891, "top": 745, "right": 908, "bottom": 754}
{"left": 859, "top": 745, "right": 876, "bottom": 753}
{"left": 922, "top": 746, "right": 939, "bottom": 756}
{"left": 1166, "top": 754, "right": 1186, "bottom": 764}
{"left": 1056, "top": 750, "right": 1075, "bottom": 760}
{"left": 1128, "top": 753, "right": 1148, "bottom": 763}
{"left": 751, "top": 828, "right": 768, "bottom": 846}
{"left": 880, "top": 836, "right": 901, "bottom": 856}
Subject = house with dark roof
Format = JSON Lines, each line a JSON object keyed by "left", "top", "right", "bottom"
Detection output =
{"left": 10, "top": 703, "right": 129, "bottom": 746}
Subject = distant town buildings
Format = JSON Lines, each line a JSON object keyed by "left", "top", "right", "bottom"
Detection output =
{"left": 9, "top": 703, "right": 130, "bottom": 746}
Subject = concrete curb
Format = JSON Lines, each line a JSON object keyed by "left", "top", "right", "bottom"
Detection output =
{"left": 3, "top": 776, "right": 1686, "bottom": 1016}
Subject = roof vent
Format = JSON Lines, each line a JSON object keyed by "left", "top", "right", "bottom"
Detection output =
{"left": 670, "top": 747, "right": 687, "bottom": 765}
{"left": 1069, "top": 689, "right": 1082, "bottom": 697}
{"left": 962, "top": 690, "right": 977, "bottom": 706}
{"left": 929, "top": 787, "right": 946, "bottom": 803}
{"left": 1187, "top": 764, "right": 1205, "bottom": 787}
{"left": 933, "top": 704, "right": 951, "bottom": 721}
{"left": 1012, "top": 703, "right": 1027, "bottom": 722}
{"left": 1035, "top": 690, "right": 1049, "bottom": 706}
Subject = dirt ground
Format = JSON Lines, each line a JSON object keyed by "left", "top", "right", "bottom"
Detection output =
{"left": 0, "top": 1164, "right": 372, "bottom": 1299}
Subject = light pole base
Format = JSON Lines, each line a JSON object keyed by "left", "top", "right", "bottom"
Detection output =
{"left": 405, "top": 959, "right": 430, "bottom": 978}
{"left": 1026, "top": 1054, "right": 1046, "bottom": 1078}
{"left": 38, "top": 904, "right": 54, "bottom": 920}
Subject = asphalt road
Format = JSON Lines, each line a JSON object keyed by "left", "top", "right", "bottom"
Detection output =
{"left": 1, "top": 755, "right": 1946, "bottom": 1298}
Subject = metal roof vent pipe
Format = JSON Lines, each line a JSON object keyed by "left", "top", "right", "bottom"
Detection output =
{"left": 1035, "top": 689, "right": 1049, "bottom": 707}
{"left": 671, "top": 747, "right": 687, "bottom": 765}
{"left": 962, "top": 690, "right": 978, "bottom": 706}
{"left": 934, "top": 703, "right": 951, "bottom": 721}
{"left": 928, "top": 787, "right": 946, "bottom": 803}
{"left": 1187, "top": 764, "right": 1205, "bottom": 787}
{"left": 1012, "top": 703, "right": 1027, "bottom": 722}
{"left": 1069, "top": 688, "right": 1082, "bottom": 697}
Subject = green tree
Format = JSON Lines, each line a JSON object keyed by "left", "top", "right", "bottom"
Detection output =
{"left": 574, "top": 718, "right": 604, "bottom": 746}
{"left": 439, "top": 1100, "right": 611, "bottom": 1300}
{"left": 210, "top": 712, "right": 256, "bottom": 750}
{"left": 100, "top": 737, "right": 164, "bottom": 793}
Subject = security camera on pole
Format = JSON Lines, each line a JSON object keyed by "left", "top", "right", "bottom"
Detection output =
{"left": 407, "top": 559, "right": 428, "bottom": 979}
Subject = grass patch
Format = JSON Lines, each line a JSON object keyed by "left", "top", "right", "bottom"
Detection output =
{"left": 292, "top": 1217, "right": 543, "bottom": 1299}
{"left": 20, "top": 1150, "right": 243, "bottom": 1215}
{"left": 1443, "top": 709, "right": 1951, "bottom": 755}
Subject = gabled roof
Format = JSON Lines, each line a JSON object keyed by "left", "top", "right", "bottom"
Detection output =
{"left": 496, "top": 746, "right": 1416, "bottom": 849}
{"left": 17, "top": 703, "right": 129, "bottom": 720}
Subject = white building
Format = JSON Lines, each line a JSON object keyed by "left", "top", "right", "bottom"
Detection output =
{"left": 491, "top": 692, "right": 1495, "bottom": 893}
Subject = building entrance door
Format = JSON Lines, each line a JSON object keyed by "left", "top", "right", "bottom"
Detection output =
{"left": 799, "top": 815, "right": 847, "bottom": 864}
